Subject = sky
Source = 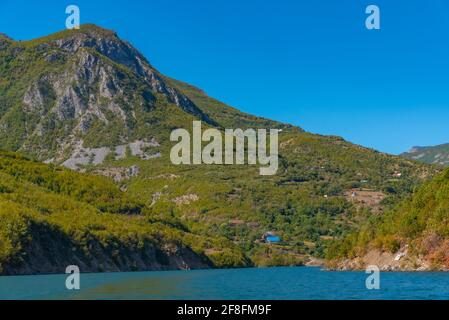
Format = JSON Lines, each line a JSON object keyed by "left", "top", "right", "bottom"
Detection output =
{"left": 0, "top": 0, "right": 448, "bottom": 154}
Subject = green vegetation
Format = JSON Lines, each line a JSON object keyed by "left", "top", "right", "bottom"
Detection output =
{"left": 0, "top": 26, "right": 205, "bottom": 159}
{"left": 0, "top": 151, "right": 248, "bottom": 274}
{"left": 0, "top": 24, "right": 441, "bottom": 272}
{"left": 113, "top": 127, "right": 435, "bottom": 266}
{"left": 327, "top": 168, "right": 449, "bottom": 269}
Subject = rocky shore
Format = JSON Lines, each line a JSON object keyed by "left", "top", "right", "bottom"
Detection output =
{"left": 327, "top": 246, "right": 449, "bottom": 272}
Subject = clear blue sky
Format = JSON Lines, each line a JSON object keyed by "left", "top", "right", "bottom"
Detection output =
{"left": 1, "top": 0, "right": 448, "bottom": 154}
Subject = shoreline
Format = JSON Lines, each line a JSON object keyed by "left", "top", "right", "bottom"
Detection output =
{"left": 3, "top": 263, "right": 449, "bottom": 279}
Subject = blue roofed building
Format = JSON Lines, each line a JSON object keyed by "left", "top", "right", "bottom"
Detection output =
{"left": 263, "top": 232, "right": 281, "bottom": 244}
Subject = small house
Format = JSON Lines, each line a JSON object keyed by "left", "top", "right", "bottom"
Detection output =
{"left": 265, "top": 235, "right": 281, "bottom": 243}
{"left": 263, "top": 232, "right": 281, "bottom": 243}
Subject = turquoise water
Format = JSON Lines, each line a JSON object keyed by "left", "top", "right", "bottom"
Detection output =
{"left": 0, "top": 267, "right": 448, "bottom": 300}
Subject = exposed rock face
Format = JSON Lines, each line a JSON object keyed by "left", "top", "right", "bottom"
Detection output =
{"left": 60, "top": 139, "right": 160, "bottom": 170}
{"left": 52, "top": 27, "right": 211, "bottom": 120}
{"left": 0, "top": 24, "right": 213, "bottom": 164}
{"left": 327, "top": 247, "right": 445, "bottom": 272}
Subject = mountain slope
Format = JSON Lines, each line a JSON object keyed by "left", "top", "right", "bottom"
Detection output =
{"left": 0, "top": 24, "right": 215, "bottom": 162}
{"left": 0, "top": 25, "right": 440, "bottom": 269}
{"left": 402, "top": 143, "right": 449, "bottom": 166}
{"left": 327, "top": 168, "right": 449, "bottom": 271}
{"left": 0, "top": 151, "right": 248, "bottom": 275}
{"left": 164, "top": 77, "right": 296, "bottom": 131}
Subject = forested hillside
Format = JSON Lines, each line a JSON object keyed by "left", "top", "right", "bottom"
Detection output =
{"left": 327, "top": 168, "right": 449, "bottom": 271}
{"left": 0, "top": 25, "right": 440, "bottom": 272}
{"left": 0, "top": 151, "right": 248, "bottom": 274}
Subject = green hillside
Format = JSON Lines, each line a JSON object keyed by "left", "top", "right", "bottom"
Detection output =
{"left": 0, "top": 151, "right": 248, "bottom": 274}
{"left": 327, "top": 168, "right": 449, "bottom": 270}
{"left": 0, "top": 25, "right": 440, "bottom": 272}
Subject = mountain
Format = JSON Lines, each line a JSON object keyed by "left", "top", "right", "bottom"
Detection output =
{"left": 0, "top": 25, "right": 215, "bottom": 162}
{"left": 0, "top": 25, "right": 440, "bottom": 271}
{"left": 401, "top": 144, "right": 449, "bottom": 166}
{"left": 327, "top": 168, "right": 449, "bottom": 271}
{"left": 0, "top": 150, "right": 247, "bottom": 275}
{"left": 0, "top": 24, "right": 289, "bottom": 164}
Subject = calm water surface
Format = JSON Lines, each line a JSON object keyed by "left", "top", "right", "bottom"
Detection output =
{"left": 0, "top": 267, "right": 448, "bottom": 300}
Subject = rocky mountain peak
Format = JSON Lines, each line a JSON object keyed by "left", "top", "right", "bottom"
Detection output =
{"left": 49, "top": 24, "right": 213, "bottom": 124}
{"left": 52, "top": 24, "right": 143, "bottom": 68}
{"left": 0, "top": 24, "right": 214, "bottom": 164}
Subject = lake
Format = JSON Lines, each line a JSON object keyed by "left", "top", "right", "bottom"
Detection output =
{"left": 0, "top": 267, "right": 448, "bottom": 300}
